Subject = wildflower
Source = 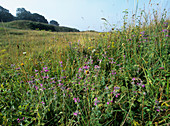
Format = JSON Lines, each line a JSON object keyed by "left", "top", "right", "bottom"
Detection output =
{"left": 58, "top": 83, "right": 63, "bottom": 87}
{"left": 92, "top": 49, "right": 96, "bottom": 53}
{"left": 112, "top": 42, "right": 115, "bottom": 48}
{"left": 15, "top": 67, "right": 21, "bottom": 70}
{"left": 73, "top": 97, "right": 80, "bottom": 103}
{"left": 78, "top": 67, "right": 82, "bottom": 72}
{"left": 21, "top": 63, "right": 24, "bottom": 66}
{"left": 83, "top": 65, "right": 89, "bottom": 69}
{"left": 73, "top": 112, "right": 78, "bottom": 116}
{"left": 156, "top": 109, "right": 160, "bottom": 112}
{"left": 84, "top": 70, "right": 90, "bottom": 75}
{"left": 94, "top": 65, "right": 100, "bottom": 69}
{"left": 111, "top": 71, "right": 116, "bottom": 75}
{"left": 11, "top": 64, "right": 15, "bottom": 67}
{"left": 73, "top": 110, "right": 81, "bottom": 116}
{"left": 35, "top": 86, "right": 38, "bottom": 90}
{"left": 132, "top": 78, "right": 136, "bottom": 81}
{"left": 23, "top": 52, "right": 26, "bottom": 55}
{"left": 162, "top": 29, "right": 168, "bottom": 32}
{"left": 41, "top": 101, "right": 45, "bottom": 104}
{"left": 107, "top": 102, "right": 110, "bottom": 105}
{"left": 140, "top": 31, "right": 145, "bottom": 35}
{"left": 142, "top": 84, "right": 145, "bottom": 88}
{"left": 115, "top": 93, "right": 120, "bottom": 97}
{"left": 94, "top": 97, "right": 100, "bottom": 106}
{"left": 159, "top": 67, "right": 164, "bottom": 70}
{"left": 43, "top": 67, "right": 49, "bottom": 72}
{"left": 35, "top": 69, "right": 38, "bottom": 72}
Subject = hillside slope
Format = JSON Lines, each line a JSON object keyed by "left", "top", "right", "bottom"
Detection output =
{"left": 0, "top": 20, "right": 80, "bottom": 32}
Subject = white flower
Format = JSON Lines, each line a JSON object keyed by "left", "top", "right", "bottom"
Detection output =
{"left": 92, "top": 49, "right": 96, "bottom": 53}
{"left": 23, "top": 52, "right": 26, "bottom": 55}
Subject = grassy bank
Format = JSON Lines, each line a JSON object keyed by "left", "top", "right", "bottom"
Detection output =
{"left": 0, "top": 10, "right": 169, "bottom": 126}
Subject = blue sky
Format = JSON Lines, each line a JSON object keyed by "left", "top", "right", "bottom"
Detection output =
{"left": 0, "top": 0, "right": 169, "bottom": 31}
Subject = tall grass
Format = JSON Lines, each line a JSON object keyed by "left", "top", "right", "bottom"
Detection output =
{"left": 0, "top": 6, "right": 169, "bottom": 126}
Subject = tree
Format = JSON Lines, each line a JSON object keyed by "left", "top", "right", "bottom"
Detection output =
{"left": 16, "top": 8, "right": 48, "bottom": 24}
{"left": 50, "top": 20, "right": 59, "bottom": 26}
{"left": 16, "top": 8, "right": 31, "bottom": 20}
{"left": 0, "top": 6, "right": 9, "bottom": 13}
{"left": 0, "top": 6, "right": 14, "bottom": 22}
{"left": 31, "top": 13, "right": 48, "bottom": 23}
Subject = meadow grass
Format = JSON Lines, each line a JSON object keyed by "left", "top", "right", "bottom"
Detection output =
{"left": 0, "top": 9, "right": 169, "bottom": 126}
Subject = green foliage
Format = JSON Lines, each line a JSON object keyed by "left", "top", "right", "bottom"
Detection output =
{"left": 0, "top": 20, "right": 80, "bottom": 32}
{"left": 0, "top": 6, "right": 14, "bottom": 22}
{"left": 16, "top": 8, "right": 48, "bottom": 24}
{"left": 50, "top": 20, "right": 59, "bottom": 26}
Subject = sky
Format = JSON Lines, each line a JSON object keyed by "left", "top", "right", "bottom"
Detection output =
{"left": 0, "top": 0, "right": 169, "bottom": 31}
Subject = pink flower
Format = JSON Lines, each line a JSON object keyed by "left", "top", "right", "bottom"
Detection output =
{"left": 41, "top": 101, "right": 45, "bottom": 104}
{"left": 35, "top": 86, "right": 38, "bottom": 90}
{"left": 73, "top": 97, "right": 80, "bottom": 103}
{"left": 78, "top": 68, "right": 82, "bottom": 72}
{"left": 94, "top": 97, "right": 100, "bottom": 105}
{"left": 73, "top": 112, "right": 78, "bottom": 116}
{"left": 107, "top": 102, "right": 109, "bottom": 105}
{"left": 44, "top": 70, "right": 49, "bottom": 72}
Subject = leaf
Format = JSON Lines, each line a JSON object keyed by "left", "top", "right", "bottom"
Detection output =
{"left": 121, "top": 86, "right": 128, "bottom": 92}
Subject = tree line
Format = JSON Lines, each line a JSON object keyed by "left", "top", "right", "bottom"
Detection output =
{"left": 0, "top": 5, "right": 59, "bottom": 26}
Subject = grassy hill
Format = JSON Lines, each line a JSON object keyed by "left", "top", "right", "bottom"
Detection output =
{"left": 0, "top": 20, "right": 80, "bottom": 32}
{"left": 0, "top": 14, "right": 169, "bottom": 125}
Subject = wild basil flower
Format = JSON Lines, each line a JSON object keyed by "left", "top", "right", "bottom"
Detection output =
{"left": 35, "top": 86, "right": 38, "bottom": 90}
{"left": 162, "top": 29, "right": 168, "bottom": 32}
{"left": 41, "top": 101, "right": 45, "bottom": 104}
{"left": 159, "top": 67, "right": 164, "bottom": 70}
{"left": 42, "top": 75, "right": 49, "bottom": 79}
{"left": 58, "top": 83, "right": 63, "bottom": 87}
{"left": 43, "top": 67, "right": 49, "bottom": 72}
{"left": 78, "top": 67, "right": 82, "bottom": 72}
{"left": 11, "top": 64, "right": 15, "bottom": 67}
{"left": 140, "top": 31, "right": 145, "bottom": 35}
{"left": 94, "top": 97, "right": 100, "bottom": 106}
{"left": 83, "top": 65, "right": 90, "bottom": 69}
{"left": 15, "top": 67, "right": 21, "bottom": 70}
{"left": 73, "top": 110, "right": 81, "bottom": 116}
{"left": 109, "top": 61, "right": 114, "bottom": 64}
{"left": 73, "top": 97, "right": 80, "bottom": 103}
{"left": 111, "top": 87, "right": 120, "bottom": 97}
